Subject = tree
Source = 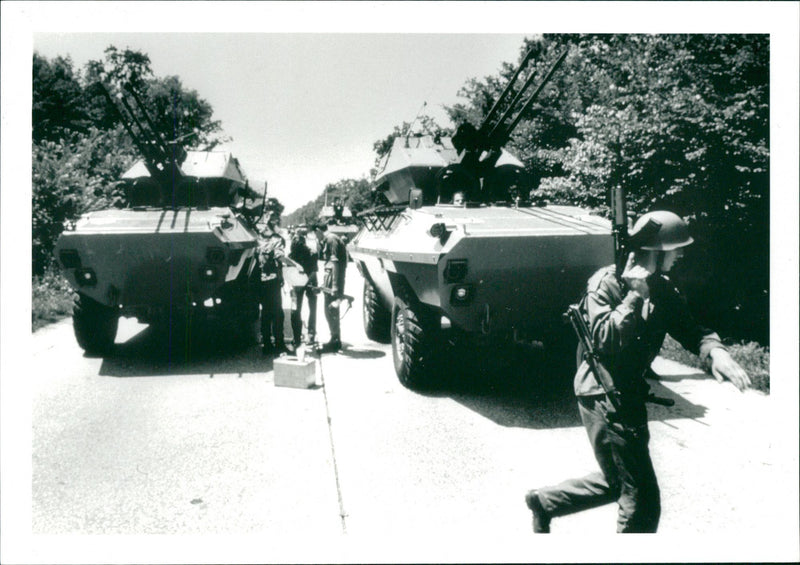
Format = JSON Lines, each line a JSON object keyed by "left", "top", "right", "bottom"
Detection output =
{"left": 83, "top": 46, "right": 229, "bottom": 150}
{"left": 445, "top": 34, "right": 769, "bottom": 342}
{"left": 31, "top": 47, "right": 232, "bottom": 275}
{"left": 32, "top": 53, "right": 91, "bottom": 143}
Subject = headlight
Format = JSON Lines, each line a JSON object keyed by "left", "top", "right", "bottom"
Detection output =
{"left": 450, "top": 284, "right": 473, "bottom": 306}
{"left": 200, "top": 266, "right": 217, "bottom": 281}
{"left": 428, "top": 222, "right": 447, "bottom": 238}
{"left": 75, "top": 268, "right": 97, "bottom": 287}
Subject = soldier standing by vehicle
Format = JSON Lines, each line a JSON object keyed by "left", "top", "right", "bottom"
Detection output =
{"left": 257, "top": 210, "right": 287, "bottom": 355}
{"left": 311, "top": 220, "right": 347, "bottom": 353}
{"left": 525, "top": 210, "right": 750, "bottom": 534}
{"left": 288, "top": 226, "right": 318, "bottom": 348}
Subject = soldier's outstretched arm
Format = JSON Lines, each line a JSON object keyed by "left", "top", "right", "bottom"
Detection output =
{"left": 709, "top": 348, "right": 751, "bottom": 391}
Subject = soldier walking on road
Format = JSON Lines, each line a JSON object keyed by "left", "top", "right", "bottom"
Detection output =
{"left": 288, "top": 226, "right": 318, "bottom": 347}
{"left": 525, "top": 210, "right": 750, "bottom": 534}
{"left": 257, "top": 210, "right": 287, "bottom": 355}
{"left": 310, "top": 220, "right": 347, "bottom": 353}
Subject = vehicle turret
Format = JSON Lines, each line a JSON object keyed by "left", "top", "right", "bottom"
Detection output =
{"left": 373, "top": 48, "right": 567, "bottom": 207}
{"left": 349, "top": 47, "right": 615, "bottom": 390}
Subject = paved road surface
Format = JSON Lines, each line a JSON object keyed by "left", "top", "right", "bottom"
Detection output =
{"left": 14, "top": 263, "right": 799, "bottom": 562}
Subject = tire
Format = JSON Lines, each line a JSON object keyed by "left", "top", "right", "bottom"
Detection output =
{"left": 391, "top": 294, "right": 438, "bottom": 390}
{"left": 363, "top": 279, "right": 390, "bottom": 343}
{"left": 73, "top": 293, "right": 119, "bottom": 355}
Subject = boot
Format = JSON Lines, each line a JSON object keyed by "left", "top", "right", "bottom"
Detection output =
{"left": 319, "top": 339, "right": 341, "bottom": 353}
{"left": 525, "top": 490, "right": 551, "bottom": 533}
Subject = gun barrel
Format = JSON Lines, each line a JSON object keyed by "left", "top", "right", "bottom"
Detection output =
{"left": 479, "top": 48, "right": 536, "bottom": 137}
{"left": 611, "top": 184, "right": 629, "bottom": 276}
{"left": 495, "top": 49, "right": 569, "bottom": 144}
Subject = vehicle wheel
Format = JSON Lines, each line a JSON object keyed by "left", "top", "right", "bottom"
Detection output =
{"left": 391, "top": 294, "right": 438, "bottom": 390}
{"left": 73, "top": 293, "right": 119, "bottom": 355}
{"left": 363, "top": 279, "right": 390, "bottom": 343}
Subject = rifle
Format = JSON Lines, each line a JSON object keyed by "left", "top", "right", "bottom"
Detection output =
{"left": 565, "top": 304, "right": 674, "bottom": 422}
{"left": 307, "top": 285, "right": 355, "bottom": 317}
{"left": 610, "top": 184, "right": 662, "bottom": 278}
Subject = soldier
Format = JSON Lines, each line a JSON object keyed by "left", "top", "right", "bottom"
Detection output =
{"left": 310, "top": 220, "right": 347, "bottom": 353}
{"left": 257, "top": 210, "right": 287, "bottom": 355}
{"left": 525, "top": 210, "right": 750, "bottom": 533}
{"left": 288, "top": 226, "right": 318, "bottom": 347}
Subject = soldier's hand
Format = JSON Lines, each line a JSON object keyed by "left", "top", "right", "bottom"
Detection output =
{"left": 709, "top": 347, "right": 751, "bottom": 391}
{"left": 329, "top": 299, "right": 341, "bottom": 309}
{"left": 622, "top": 252, "right": 651, "bottom": 299}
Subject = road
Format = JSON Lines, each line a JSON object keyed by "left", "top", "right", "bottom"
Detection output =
{"left": 23, "top": 262, "right": 798, "bottom": 563}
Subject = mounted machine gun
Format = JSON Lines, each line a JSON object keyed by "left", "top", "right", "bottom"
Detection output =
{"left": 55, "top": 81, "right": 263, "bottom": 355}
{"left": 438, "top": 48, "right": 568, "bottom": 204}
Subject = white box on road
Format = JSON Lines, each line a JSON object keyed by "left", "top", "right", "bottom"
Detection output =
{"left": 274, "top": 356, "right": 317, "bottom": 389}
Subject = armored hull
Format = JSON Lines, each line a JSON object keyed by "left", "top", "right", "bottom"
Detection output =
{"left": 56, "top": 207, "right": 258, "bottom": 319}
{"left": 351, "top": 203, "right": 612, "bottom": 334}
{"left": 349, "top": 202, "right": 613, "bottom": 388}
{"left": 54, "top": 150, "right": 262, "bottom": 355}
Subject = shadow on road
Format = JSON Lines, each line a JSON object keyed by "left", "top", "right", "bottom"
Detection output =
{"left": 422, "top": 345, "right": 710, "bottom": 430}
{"left": 98, "top": 322, "right": 273, "bottom": 378}
{"left": 335, "top": 344, "right": 386, "bottom": 360}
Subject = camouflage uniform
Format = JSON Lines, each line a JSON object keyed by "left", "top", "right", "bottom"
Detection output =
{"left": 257, "top": 226, "right": 286, "bottom": 351}
{"left": 319, "top": 230, "right": 347, "bottom": 346}
{"left": 535, "top": 265, "right": 725, "bottom": 533}
{"left": 288, "top": 233, "right": 318, "bottom": 345}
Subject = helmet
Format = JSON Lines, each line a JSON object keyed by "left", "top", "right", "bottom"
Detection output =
{"left": 631, "top": 210, "right": 694, "bottom": 251}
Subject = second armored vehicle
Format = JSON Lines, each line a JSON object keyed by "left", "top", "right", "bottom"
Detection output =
{"left": 319, "top": 196, "right": 359, "bottom": 245}
{"left": 348, "top": 48, "right": 614, "bottom": 389}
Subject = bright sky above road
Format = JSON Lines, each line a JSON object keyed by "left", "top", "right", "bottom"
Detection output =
{"left": 33, "top": 31, "right": 529, "bottom": 213}
{"left": 14, "top": 2, "right": 798, "bottom": 217}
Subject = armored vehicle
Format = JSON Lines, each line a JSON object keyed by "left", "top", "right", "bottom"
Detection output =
{"left": 54, "top": 83, "right": 262, "bottom": 355}
{"left": 319, "top": 196, "right": 359, "bottom": 245}
{"left": 348, "top": 48, "right": 614, "bottom": 389}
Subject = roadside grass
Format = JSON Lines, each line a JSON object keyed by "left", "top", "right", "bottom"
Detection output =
{"left": 32, "top": 270, "right": 75, "bottom": 331}
{"left": 660, "top": 334, "right": 770, "bottom": 394}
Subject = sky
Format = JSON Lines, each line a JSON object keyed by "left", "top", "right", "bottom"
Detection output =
{"left": 32, "top": 32, "right": 529, "bottom": 213}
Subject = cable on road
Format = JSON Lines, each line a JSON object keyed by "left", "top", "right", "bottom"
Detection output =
{"left": 316, "top": 349, "right": 349, "bottom": 533}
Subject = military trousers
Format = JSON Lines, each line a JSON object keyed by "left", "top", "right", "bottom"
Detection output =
{"left": 323, "top": 292, "right": 341, "bottom": 342}
{"left": 290, "top": 284, "right": 317, "bottom": 344}
{"left": 259, "top": 279, "right": 285, "bottom": 347}
{"left": 536, "top": 395, "right": 661, "bottom": 533}
{"left": 322, "top": 268, "right": 344, "bottom": 343}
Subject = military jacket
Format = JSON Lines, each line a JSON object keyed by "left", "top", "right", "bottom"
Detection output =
{"left": 257, "top": 227, "right": 285, "bottom": 283}
{"left": 289, "top": 235, "right": 318, "bottom": 277}
{"left": 574, "top": 265, "right": 725, "bottom": 400}
{"left": 319, "top": 232, "right": 347, "bottom": 294}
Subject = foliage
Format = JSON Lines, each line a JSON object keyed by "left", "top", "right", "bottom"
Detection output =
{"left": 284, "top": 177, "right": 372, "bottom": 227}
{"left": 31, "top": 47, "right": 235, "bottom": 276}
{"left": 33, "top": 53, "right": 91, "bottom": 143}
{"left": 659, "top": 335, "right": 769, "bottom": 394}
{"left": 83, "top": 46, "right": 229, "bottom": 150}
{"left": 441, "top": 34, "right": 768, "bottom": 344}
{"left": 32, "top": 269, "right": 76, "bottom": 331}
